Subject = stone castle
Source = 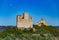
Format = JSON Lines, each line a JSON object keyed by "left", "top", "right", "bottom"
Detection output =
{"left": 17, "top": 12, "right": 33, "bottom": 29}
{"left": 17, "top": 12, "right": 48, "bottom": 29}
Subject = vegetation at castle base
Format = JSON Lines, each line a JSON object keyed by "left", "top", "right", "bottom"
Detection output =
{"left": 0, "top": 25, "right": 59, "bottom": 40}
{"left": 35, "top": 26, "right": 59, "bottom": 37}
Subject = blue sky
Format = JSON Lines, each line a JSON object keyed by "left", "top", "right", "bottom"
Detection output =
{"left": 0, "top": 0, "right": 59, "bottom": 26}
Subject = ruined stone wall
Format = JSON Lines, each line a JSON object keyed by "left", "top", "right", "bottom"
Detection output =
{"left": 38, "top": 19, "right": 48, "bottom": 26}
{"left": 17, "top": 13, "right": 33, "bottom": 29}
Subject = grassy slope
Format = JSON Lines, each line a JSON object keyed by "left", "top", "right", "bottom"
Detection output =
{"left": 0, "top": 25, "right": 59, "bottom": 40}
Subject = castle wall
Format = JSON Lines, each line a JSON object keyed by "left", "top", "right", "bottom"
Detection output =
{"left": 17, "top": 13, "right": 33, "bottom": 28}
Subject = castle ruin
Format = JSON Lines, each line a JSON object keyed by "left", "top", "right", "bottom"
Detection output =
{"left": 37, "top": 18, "right": 48, "bottom": 26}
{"left": 17, "top": 12, "right": 33, "bottom": 29}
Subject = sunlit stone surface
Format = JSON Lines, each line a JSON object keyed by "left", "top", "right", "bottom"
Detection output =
{"left": 17, "top": 12, "right": 33, "bottom": 28}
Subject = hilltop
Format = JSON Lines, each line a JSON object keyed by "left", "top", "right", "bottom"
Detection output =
{"left": 0, "top": 25, "right": 59, "bottom": 40}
